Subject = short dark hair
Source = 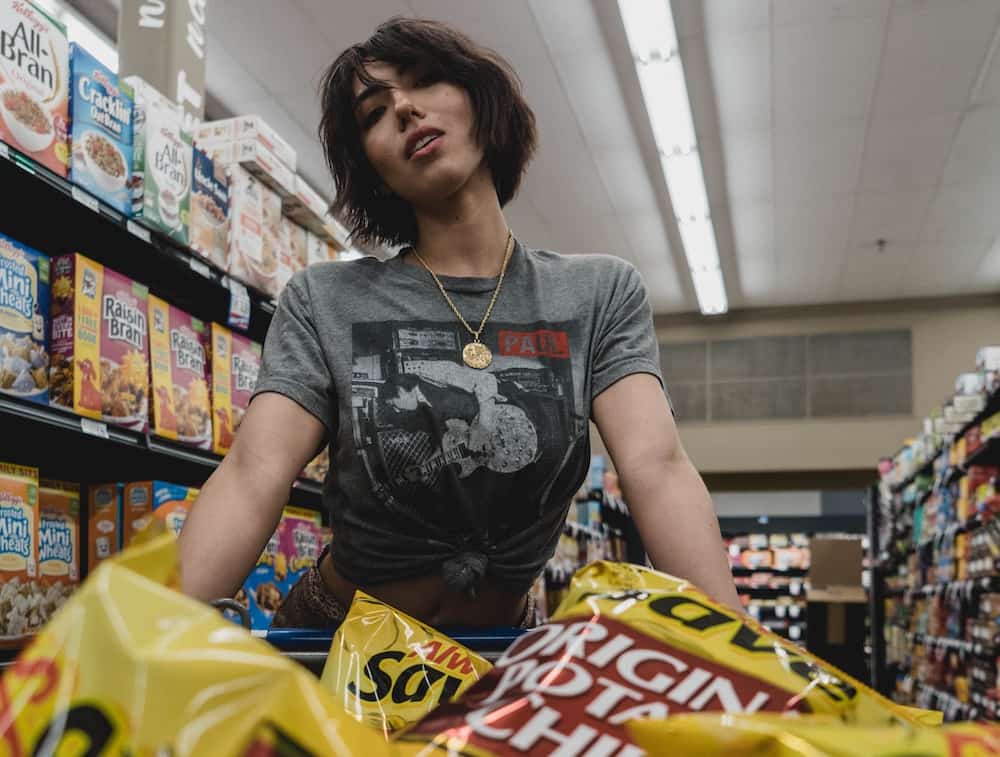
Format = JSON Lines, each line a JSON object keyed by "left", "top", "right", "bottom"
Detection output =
{"left": 318, "top": 17, "right": 537, "bottom": 248}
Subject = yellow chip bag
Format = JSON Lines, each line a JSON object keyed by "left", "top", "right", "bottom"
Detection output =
{"left": 0, "top": 530, "right": 389, "bottom": 756}
{"left": 321, "top": 591, "right": 492, "bottom": 736}
{"left": 628, "top": 714, "right": 1000, "bottom": 756}
{"left": 396, "top": 561, "right": 934, "bottom": 756}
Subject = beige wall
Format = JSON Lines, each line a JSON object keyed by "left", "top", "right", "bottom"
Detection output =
{"left": 591, "top": 298, "right": 999, "bottom": 474}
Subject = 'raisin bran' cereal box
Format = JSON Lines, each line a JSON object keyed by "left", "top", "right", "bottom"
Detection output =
{"left": 189, "top": 148, "right": 229, "bottom": 270}
{"left": 0, "top": 462, "right": 39, "bottom": 642}
{"left": 0, "top": 232, "right": 49, "bottom": 403}
{"left": 87, "top": 482, "right": 120, "bottom": 573}
{"left": 49, "top": 253, "right": 150, "bottom": 430}
{"left": 149, "top": 296, "right": 210, "bottom": 448}
{"left": 38, "top": 479, "right": 79, "bottom": 621}
{"left": 127, "top": 76, "right": 191, "bottom": 243}
{"left": 210, "top": 322, "right": 260, "bottom": 455}
{"left": 0, "top": 0, "right": 69, "bottom": 175}
{"left": 237, "top": 506, "right": 321, "bottom": 630}
{"left": 68, "top": 43, "right": 133, "bottom": 214}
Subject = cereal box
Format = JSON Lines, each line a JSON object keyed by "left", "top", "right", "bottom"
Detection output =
{"left": 199, "top": 137, "right": 293, "bottom": 198}
{"left": 87, "top": 482, "right": 120, "bottom": 572}
{"left": 237, "top": 507, "right": 321, "bottom": 631}
{"left": 148, "top": 296, "right": 211, "bottom": 448}
{"left": 0, "top": 462, "right": 39, "bottom": 641}
{"left": 127, "top": 76, "right": 191, "bottom": 243}
{"left": 189, "top": 148, "right": 229, "bottom": 269}
{"left": 0, "top": 233, "right": 49, "bottom": 403}
{"left": 306, "top": 229, "right": 339, "bottom": 267}
{"left": 226, "top": 166, "right": 277, "bottom": 296}
{"left": 123, "top": 481, "right": 197, "bottom": 539}
{"left": 259, "top": 182, "right": 283, "bottom": 297}
{"left": 301, "top": 446, "right": 329, "bottom": 483}
{"left": 195, "top": 115, "right": 296, "bottom": 171}
{"left": 38, "top": 479, "right": 79, "bottom": 622}
{"left": 49, "top": 254, "right": 150, "bottom": 430}
{"left": 68, "top": 44, "right": 133, "bottom": 214}
{"left": 0, "top": 0, "right": 69, "bottom": 175}
{"left": 283, "top": 175, "right": 328, "bottom": 234}
{"left": 210, "top": 322, "right": 260, "bottom": 456}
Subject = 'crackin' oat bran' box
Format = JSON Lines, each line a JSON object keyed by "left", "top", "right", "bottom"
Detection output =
{"left": 210, "top": 322, "right": 260, "bottom": 455}
{"left": 0, "top": 462, "right": 39, "bottom": 642}
{"left": 68, "top": 43, "right": 133, "bottom": 214}
{"left": 0, "top": 0, "right": 69, "bottom": 175}
{"left": 49, "top": 253, "right": 149, "bottom": 431}
{"left": 0, "top": 232, "right": 49, "bottom": 404}
{"left": 149, "top": 296, "right": 210, "bottom": 449}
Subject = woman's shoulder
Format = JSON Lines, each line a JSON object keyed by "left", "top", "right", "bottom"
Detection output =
{"left": 525, "top": 246, "right": 638, "bottom": 280}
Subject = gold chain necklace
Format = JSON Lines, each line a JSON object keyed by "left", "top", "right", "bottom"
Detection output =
{"left": 410, "top": 231, "right": 514, "bottom": 369}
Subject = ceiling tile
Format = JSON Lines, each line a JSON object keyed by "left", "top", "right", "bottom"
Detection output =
{"left": 720, "top": 129, "right": 772, "bottom": 203}
{"left": 940, "top": 106, "right": 1000, "bottom": 186}
{"left": 973, "top": 237, "right": 1000, "bottom": 291}
{"left": 921, "top": 181, "right": 1000, "bottom": 244}
{"left": 774, "top": 122, "right": 866, "bottom": 201}
{"left": 858, "top": 112, "right": 959, "bottom": 193}
{"left": 848, "top": 189, "right": 935, "bottom": 248}
{"left": 778, "top": 247, "right": 844, "bottom": 303}
{"left": 773, "top": 15, "right": 884, "bottom": 129}
{"left": 873, "top": 0, "right": 1000, "bottom": 118}
{"left": 591, "top": 147, "right": 660, "bottom": 214}
{"left": 729, "top": 200, "right": 775, "bottom": 263}
{"left": 526, "top": 0, "right": 602, "bottom": 59}
{"left": 838, "top": 243, "right": 912, "bottom": 301}
{"left": 772, "top": 0, "right": 890, "bottom": 27}
{"left": 293, "top": 0, "right": 412, "bottom": 42}
{"left": 775, "top": 193, "right": 854, "bottom": 258}
{"left": 703, "top": 0, "right": 771, "bottom": 35}
{"left": 900, "top": 240, "right": 993, "bottom": 297}
{"left": 552, "top": 50, "right": 632, "bottom": 151}
{"left": 204, "top": 34, "right": 271, "bottom": 112}
{"left": 705, "top": 28, "right": 771, "bottom": 133}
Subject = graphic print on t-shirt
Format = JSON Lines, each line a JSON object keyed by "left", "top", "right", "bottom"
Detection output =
{"left": 351, "top": 320, "right": 585, "bottom": 531}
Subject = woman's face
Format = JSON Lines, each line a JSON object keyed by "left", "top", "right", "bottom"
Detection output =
{"left": 353, "top": 61, "right": 487, "bottom": 208}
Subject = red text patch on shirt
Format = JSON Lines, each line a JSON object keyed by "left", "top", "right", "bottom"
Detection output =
{"left": 498, "top": 330, "right": 570, "bottom": 360}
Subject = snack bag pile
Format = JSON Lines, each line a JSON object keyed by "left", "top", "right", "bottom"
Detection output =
{"left": 322, "top": 590, "right": 492, "bottom": 737}
{"left": 628, "top": 714, "right": 1000, "bottom": 757}
{"left": 396, "top": 561, "right": 932, "bottom": 755}
{"left": 0, "top": 529, "right": 387, "bottom": 756}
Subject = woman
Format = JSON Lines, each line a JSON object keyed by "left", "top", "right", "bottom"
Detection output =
{"left": 178, "top": 17, "right": 740, "bottom": 628}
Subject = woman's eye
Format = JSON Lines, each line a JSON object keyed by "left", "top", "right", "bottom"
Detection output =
{"left": 363, "top": 106, "right": 386, "bottom": 130}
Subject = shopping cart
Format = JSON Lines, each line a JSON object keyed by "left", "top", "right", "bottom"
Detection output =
{"left": 265, "top": 626, "right": 526, "bottom": 675}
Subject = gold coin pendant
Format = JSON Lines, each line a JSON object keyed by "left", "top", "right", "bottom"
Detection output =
{"left": 463, "top": 342, "right": 493, "bottom": 370}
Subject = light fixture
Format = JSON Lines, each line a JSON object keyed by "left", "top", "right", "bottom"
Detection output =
{"left": 618, "top": 0, "right": 728, "bottom": 315}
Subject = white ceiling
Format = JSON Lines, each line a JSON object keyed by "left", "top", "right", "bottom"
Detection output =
{"left": 201, "top": 0, "right": 1000, "bottom": 314}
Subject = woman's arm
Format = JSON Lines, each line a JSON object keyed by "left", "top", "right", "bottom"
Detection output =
{"left": 178, "top": 393, "right": 327, "bottom": 601}
{"left": 592, "top": 373, "right": 742, "bottom": 613}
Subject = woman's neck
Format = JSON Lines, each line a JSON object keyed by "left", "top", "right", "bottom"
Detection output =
{"left": 408, "top": 166, "right": 510, "bottom": 278}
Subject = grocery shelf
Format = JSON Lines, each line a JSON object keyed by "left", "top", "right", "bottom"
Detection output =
{"left": 1, "top": 394, "right": 322, "bottom": 510}
{"left": 889, "top": 451, "right": 940, "bottom": 493}
{"left": 0, "top": 142, "right": 277, "bottom": 344}
{"left": 962, "top": 435, "right": 1000, "bottom": 470}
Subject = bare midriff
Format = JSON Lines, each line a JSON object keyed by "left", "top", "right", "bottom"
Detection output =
{"left": 319, "top": 551, "right": 527, "bottom": 626}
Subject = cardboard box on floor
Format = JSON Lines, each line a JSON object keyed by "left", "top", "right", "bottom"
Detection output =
{"left": 806, "top": 535, "right": 867, "bottom": 682}
{"left": 807, "top": 535, "right": 865, "bottom": 603}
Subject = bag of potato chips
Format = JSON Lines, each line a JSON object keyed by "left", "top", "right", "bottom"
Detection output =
{"left": 628, "top": 714, "right": 1000, "bottom": 756}
{"left": 321, "top": 590, "right": 492, "bottom": 737}
{"left": 0, "top": 528, "right": 388, "bottom": 756}
{"left": 395, "top": 561, "right": 935, "bottom": 756}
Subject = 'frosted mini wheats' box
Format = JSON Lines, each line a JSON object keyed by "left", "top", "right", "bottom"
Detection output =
{"left": 0, "top": 0, "right": 70, "bottom": 175}
{"left": 68, "top": 43, "right": 133, "bottom": 214}
{"left": 49, "top": 253, "right": 149, "bottom": 431}
{"left": 0, "top": 233, "right": 48, "bottom": 403}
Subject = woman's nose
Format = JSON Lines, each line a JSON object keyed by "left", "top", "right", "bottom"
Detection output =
{"left": 393, "top": 90, "right": 421, "bottom": 128}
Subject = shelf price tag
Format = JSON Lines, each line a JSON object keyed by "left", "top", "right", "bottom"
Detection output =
{"left": 126, "top": 220, "right": 152, "bottom": 244}
{"left": 71, "top": 186, "right": 100, "bottom": 214}
{"left": 189, "top": 256, "right": 212, "bottom": 279}
{"left": 227, "top": 278, "right": 251, "bottom": 331}
{"left": 80, "top": 418, "right": 109, "bottom": 440}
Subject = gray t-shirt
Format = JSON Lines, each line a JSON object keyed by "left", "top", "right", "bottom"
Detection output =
{"left": 252, "top": 241, "right": 664, "bottom": 595}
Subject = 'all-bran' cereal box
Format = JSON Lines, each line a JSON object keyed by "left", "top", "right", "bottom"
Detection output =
{"left": 49, "top": 254, "right": 150, "bottom": 431}
{"left": 149, "top": 296, "right": 211, "bottom": 448}
{"left": 127, "top": 76, "right": 191, "bottom": 243}
{"left": 210, "top": 322, "right": 260, "bottom": 455}
{"left": 236, "top": 507, "right": 321, "bottom": 630}
{"left": 0, "top": 232, "right": 48, "bottom": 403}
{"left": 189, "top": 148, "right": 229, "bottom": 270}
{"left": 68, "top": 43, "right": 133, "bottom": 214}
{"left": 87, "top": 482, "right": 120, "bottom": 573}
{"left": 0, "top": 0, "right": 69, "bottom": 175}
{"left": 38, "top": 479, "right": 78, "bottom": 623}
{"left": 0, "top": 462, "right": 39, "bottom": 641}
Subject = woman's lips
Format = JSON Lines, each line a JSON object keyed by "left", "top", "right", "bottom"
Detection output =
{"left": 407, "top": 131, "right": 444, "bottom": 160}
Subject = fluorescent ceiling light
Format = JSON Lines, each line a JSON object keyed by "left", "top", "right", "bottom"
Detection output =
{"left": 618, "top": 0, "right": 728, "bottom": 315}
